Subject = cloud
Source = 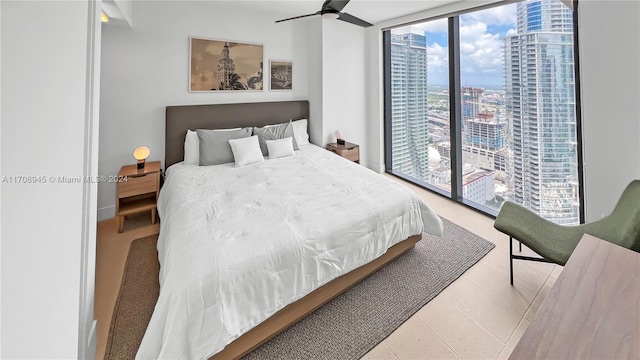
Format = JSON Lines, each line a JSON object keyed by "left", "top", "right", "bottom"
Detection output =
{"left": 427, "top": 42, "right": 448, "bottom": 73}
{"left": 420, "top": 19, "right": 506, "bottom": 85}
{"left": 399, "top": 3, "right": 516, "bottom": 85}
{"left": 459, "top": 22, "right": 504, "bottom": 77}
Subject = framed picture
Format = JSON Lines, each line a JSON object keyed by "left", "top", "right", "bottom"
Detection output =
{"left": 190, "top": 37, "right": 263, "bottom": 92}
{"left": 269, "top": 60, "right": 293, "bottom": 91}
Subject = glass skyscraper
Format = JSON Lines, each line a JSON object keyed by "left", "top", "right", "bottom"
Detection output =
{"left": 504, "top": 0, "right": 579, "bottom": 224}
{"left": 390, "top": 28, "right": 430, "bottom": 181}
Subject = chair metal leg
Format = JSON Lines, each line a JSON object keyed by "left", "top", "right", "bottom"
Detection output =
{"left": 510, "top": 236, "right": 514, "bottom": 285}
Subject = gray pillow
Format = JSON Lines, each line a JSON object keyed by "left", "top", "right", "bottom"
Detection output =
{"left": 252, "top": 121, "right": 299, "bottom": 155}
{"left": 197, "top": 128, "right": 252, "bottom": 165}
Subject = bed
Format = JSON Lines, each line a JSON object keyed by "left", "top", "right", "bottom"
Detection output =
{"left": 136, "top": 101, "right": 443, "bottom": 359}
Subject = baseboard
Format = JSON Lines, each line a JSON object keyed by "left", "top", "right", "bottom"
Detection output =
{"left": 97, "top": 205, "right": 115, "bottom": 222}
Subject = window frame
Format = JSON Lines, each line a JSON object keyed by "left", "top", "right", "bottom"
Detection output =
{"left": 382, "top": 0, "right": 585, "bottom": 223}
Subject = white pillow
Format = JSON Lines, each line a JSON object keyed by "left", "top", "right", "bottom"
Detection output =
{"left": 291, "top": 119, "right": 310, "bottom": 145}
{"left": 228, "top": 135, "right": 264, "bottom": 167}
{"left": 184, "top": 130, "right": 199, "bottom": 165}
{"left": 266, "top": 137, "right": 296, "bottom": 159}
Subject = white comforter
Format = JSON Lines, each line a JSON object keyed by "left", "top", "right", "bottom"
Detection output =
{"left": 137, "top": 144, "right": 443, "bottom": 359}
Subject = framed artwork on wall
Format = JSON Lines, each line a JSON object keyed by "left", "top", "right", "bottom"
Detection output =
{"left": 269, "top": 60, "right": 293, "bottom": 91}
{"left": 189, "top": 37, "right": 263, "bottom": 92}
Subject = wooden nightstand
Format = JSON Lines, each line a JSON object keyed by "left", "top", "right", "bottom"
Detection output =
{"left": 326, "top": 142, "right": 359, "bottom": 163}
{"left": 116, "top": 161, "right": 161, "bottom": 233}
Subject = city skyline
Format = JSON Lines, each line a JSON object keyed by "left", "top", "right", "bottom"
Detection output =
{"left": 389, "top": 0, "right": 580, "bottom": 224}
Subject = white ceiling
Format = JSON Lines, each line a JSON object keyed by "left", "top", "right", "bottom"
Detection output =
{"left": 103, "top": 0, "right": 467, "bottom": 28}
{"left": 222, "top": 0, "right": 464, "bottom": 25}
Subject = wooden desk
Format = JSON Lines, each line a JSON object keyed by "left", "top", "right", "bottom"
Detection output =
{"left": 510, "top": 234, "right": 640, "bottom": 359}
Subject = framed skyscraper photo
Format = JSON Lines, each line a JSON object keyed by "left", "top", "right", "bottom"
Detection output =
{"left": 189, "top": 37, "right": 263, "bottom": 92}
{"left": 269, "top": 60, "right": 293, "bottom": 91}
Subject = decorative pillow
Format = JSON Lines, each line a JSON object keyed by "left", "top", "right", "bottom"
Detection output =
{"left": 184, "top": 130, "right": 199, "bottom": 165}
{"left": 266, "top": 137, "right": 295, "bottom": 159}
{"left": 291, "top": 119, "right": 310, "bottom": 145}
{"left": 197, "top": 128, "right": 252, "bottom": 166}
{"left": 228, "top": 135, "right": 264, "bottom": 167}
{"left": 252, "top": 121, "right": 299, "bottom": 155}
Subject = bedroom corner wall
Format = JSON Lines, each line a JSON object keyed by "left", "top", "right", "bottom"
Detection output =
{"left": 307, "top": 17, "right": 324, "bottom": 147}
{"left": 98, "top": 1, "right": 310, "bottom": 220}
{"left": 578, "top": 0, "right": 640, "bottom": 221}
{"left": 321, "top": 19, "right": 369, "bottom": 168}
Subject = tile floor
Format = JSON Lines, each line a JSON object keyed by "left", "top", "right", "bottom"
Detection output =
{"left": 94, "top": 175, "right": 562, "bottom": 360}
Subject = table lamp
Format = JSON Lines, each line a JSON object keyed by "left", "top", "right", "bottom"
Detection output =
{"left": 133, "top": 146, "right": 150, "bottom": 169}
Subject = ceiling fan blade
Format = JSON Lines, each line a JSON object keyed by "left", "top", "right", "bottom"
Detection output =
{"left": 275, "top": 11, "right": 320, "bottom": 23}
{"left": 337, "top": 12, "right": 373, "bottom": 27}
{"left": 322, "top": 0, "right": 350, "bottom": 12}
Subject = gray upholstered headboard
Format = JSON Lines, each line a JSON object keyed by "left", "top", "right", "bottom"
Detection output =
{"left": 165, "top": 100, "right": 310, "bottom": 168}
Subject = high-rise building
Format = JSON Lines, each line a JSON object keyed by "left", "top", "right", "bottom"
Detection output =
{"left": 461, "top": 87, "right": 483, "bottom": 120}
{"left": 390, "top": 28, "right": 430, "bottom": 181}
{"left": 504, "top": 0, "right": 579, "bottom": 224}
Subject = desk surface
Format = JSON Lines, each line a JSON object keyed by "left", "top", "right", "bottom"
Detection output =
{"left": 510, "top": 234, "right": 640, "bottom": 359}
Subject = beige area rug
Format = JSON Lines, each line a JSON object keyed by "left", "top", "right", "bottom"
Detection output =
{"left": 104, "top": 219, "right": 495, "bottom": 359}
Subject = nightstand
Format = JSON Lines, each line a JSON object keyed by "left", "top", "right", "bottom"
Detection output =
{"left": 326, "top": 142, "right": 360, "bottom": 163}
{"left": 116, "top": 161, "right": 161, "bottom": 233}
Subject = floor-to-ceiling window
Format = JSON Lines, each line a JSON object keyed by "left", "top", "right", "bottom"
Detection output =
{"left": 384, "top": 0, "right": 583, "bottom": 224}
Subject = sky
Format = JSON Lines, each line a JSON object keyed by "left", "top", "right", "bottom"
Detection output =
{"left": 408, "top": 3, "right": 518, "bottom": 88}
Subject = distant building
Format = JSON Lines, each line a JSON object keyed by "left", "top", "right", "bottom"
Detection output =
{"left": 463, "top": 168, "right": 496, "bottom": 205}
{"left": 461, "top": 87, "right": 483, "bottom": 120}
{"left": 464, "top": 113, "right": 504, "bottom": 151}
{"left": 390, "top": 27, "right": 430, "bottom": 181}
{"left": 461, "top": 110, "right": 509, "bottom": 196}
{"left": 504, "top": 0, "right": 579, "bottom": 224}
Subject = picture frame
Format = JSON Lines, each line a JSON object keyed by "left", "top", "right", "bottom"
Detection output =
{"left": 269, "top": 60, "right": 293, "bottom": 91}
{"left": 189, "top": 36, "right": 264, "bottom": 92}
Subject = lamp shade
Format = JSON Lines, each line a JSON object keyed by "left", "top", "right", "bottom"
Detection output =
{"left": 133, "top": 146, "right": 150, "bottom": 161}
{"left": 334, "top": 130, "right": 343, "bottom": 139}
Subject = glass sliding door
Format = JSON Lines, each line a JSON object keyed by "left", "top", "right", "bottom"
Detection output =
{"left": 384, "top": 0, "right": 582, "bottom": 224}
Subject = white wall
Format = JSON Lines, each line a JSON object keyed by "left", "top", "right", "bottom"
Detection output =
{"left": 308, "top": 17, "right": 324, "bottom": 146}
{"left": 578, "top": 0, "right": 640, "bottom": 221}
{"left": 98, "top": 1, "right": 310, "bottom": 219}
{"left": 1, "top": 1, "right": 100, "bottom": 358}
{"left": 322, "top": 19, "right": 369, "bottom": 166}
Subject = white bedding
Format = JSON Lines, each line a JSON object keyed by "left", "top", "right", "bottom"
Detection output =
{"left": 136, "top": 144, "right": 443, "bottom": 359}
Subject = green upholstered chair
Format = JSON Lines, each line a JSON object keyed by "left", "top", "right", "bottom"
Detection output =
{"left": 494, "top": 180, "right": 640, "bottom": 284}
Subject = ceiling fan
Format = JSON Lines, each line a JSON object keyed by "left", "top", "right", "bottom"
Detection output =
{"left": 275, "top": 0, "right": 373, "bottom": 28}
